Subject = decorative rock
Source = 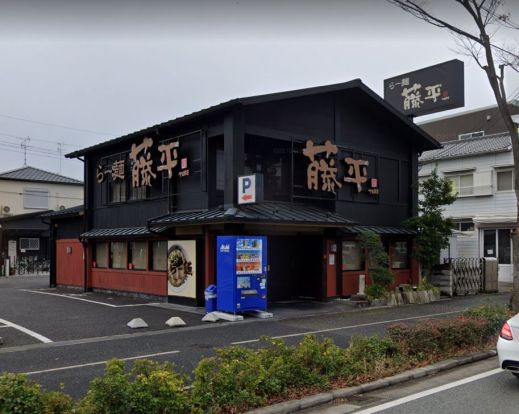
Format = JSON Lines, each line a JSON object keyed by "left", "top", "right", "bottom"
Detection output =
{"left": 417, "top": 291, "right": 430, "bottom": 304}
{"left": 202, "top": 312, "right": 219, "bottom": 322}
{"left": 165, "top": 317, "right": 186, "bottom": 327}
{"left": 387, "top": 293, "right": 398, "bottom": 307}
{"left": 127, "top": 318, "right": 148, "bottom": 329}
{"left": 402, "top": 291, "right": 415, "bottom": 304}
{"left": 395, "top": 292, "right": 404, "bottom": 305}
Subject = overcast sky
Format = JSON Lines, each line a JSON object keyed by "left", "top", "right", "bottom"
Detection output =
{"left": 1, "top": 0, "right": 518, "bottom": 180}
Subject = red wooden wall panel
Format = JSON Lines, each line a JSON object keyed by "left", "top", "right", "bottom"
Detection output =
{"left": 56, "top": 239, "right": 84, "bottom": 287}
{"left": 90, "top": 268, "right": 167, "bottom": 296}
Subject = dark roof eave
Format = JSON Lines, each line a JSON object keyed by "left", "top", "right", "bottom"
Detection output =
{"left": 65, "top": 100, "right": 239, "bottom": 158}
{"left": 66, "top": 79, "right": 439, "bottom": 158}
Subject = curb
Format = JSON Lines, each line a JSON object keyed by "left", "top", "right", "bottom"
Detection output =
{"left": 246, "top": 349, "right": 497, "bottom": 414}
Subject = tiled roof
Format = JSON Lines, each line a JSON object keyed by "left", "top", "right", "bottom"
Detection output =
{"left": 80, "top": 227, "right": 159, "bottom": 239}
{"left": 342, "top": 225, "right": 415, "bottom": 235}
{"left": 148, "top": 202, "right": 356, "bottom": 229}
{"left": 0, "top": 166, "right": 83, "bottom": 185}
{"left": 41, "top": 205, "right": 84, "bottom": 218}
{"left": 420, "top": 133, "right": 511, "bottom": 162}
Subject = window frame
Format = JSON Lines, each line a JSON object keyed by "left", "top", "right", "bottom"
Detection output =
{"left": 128, "top": 241, "right": 148, "bottom": 271}
{"left": 19, "top": 238, "right": 40, "bottom": 251}
{"left": 496, "top": 168, "right": 514, "bottom": 192}
{"left": 390, "top": 240, "right": 410, "bottom": 270}
{"left": 446, "top": 173, "right": 474, "bottom": 197}
{"left": 341, "top": 240, "right": 365, "bottom": 272}
{"left": 109, "top": 241, "right": 127, "bottom": 269}
{"left": 94, "top": 241, "right": 109, "bottom": 268}
{"left": 23, "top": 187, "right": 49, "bottom": 209}
{"left": 150, "top": 240, "right": 168, "bottom": 272}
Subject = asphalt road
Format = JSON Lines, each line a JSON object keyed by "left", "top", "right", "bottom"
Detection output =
{"left": 304, "top": 358, "right": 519, "bottom": 414}
{"left": 0, "top": 275, "right": 511, "bottom": 400}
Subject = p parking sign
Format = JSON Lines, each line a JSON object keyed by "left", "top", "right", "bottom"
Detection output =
{"left": 238, "top": 175, "right": 256, "bottom": 204}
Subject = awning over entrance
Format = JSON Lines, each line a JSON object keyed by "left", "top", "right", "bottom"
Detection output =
{"left": 342, "top": 225, "right": 415, "bottom": 235}
{"left": 80, "top": 226, "right": 166, "bottom": 239}
{"left": 147, "top": 202, "right": 356, "bottom": 231}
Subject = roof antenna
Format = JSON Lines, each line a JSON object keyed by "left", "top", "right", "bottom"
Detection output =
{"left": 57, "top": 141, "right": 64, "bottom": 174}
{"left": 21, "top": 137, "right": 30, "bottom": 166}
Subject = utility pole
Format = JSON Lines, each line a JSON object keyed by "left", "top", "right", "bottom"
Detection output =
{"left": 20, "top": 137, "right": 30, "bottom": 166}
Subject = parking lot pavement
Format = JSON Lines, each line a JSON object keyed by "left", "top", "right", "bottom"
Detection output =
{"left": 0, "top": 275, "right": 208, "bottom": 348}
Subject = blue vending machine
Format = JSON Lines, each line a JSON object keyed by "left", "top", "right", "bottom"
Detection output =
{"left": 216, "top": 236, "right": 267, "bottom": 313}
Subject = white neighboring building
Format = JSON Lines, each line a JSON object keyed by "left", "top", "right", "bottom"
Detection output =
{"left": 419, "top": 132, "right": 515, "bottom": 282}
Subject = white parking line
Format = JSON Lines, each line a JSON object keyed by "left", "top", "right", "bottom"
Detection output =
{"left": 231, "top": 311, "right": 462, "bottom": 345}
{"left": 0, "top": 318, "right": 52, "bottom": 343}
{"left": 24, "top": 349, "right": 181, "bottom": 375}
{"left": 0, "top": 325, "right": 9, "bottom": 328}
{"left": 20, "top": 289, "right": 159, "bottom": 308}
{"left": 353, "top": 368, "right": 502, "bottom": 413}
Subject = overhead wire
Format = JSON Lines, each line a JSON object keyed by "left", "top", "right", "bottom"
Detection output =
{"left": 0, "top": 113, "right": 114, "bottom": 136}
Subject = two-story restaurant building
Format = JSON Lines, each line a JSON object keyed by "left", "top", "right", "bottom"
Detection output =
{"left": 57, "top": 80, "right": 440, "bottom": 306}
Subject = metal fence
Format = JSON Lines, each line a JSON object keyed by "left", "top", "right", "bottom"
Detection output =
{"left": 450, "top": 257, "right": 485, "bottom": 295}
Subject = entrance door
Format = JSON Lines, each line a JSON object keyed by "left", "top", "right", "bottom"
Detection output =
{"left": 482, "top": 229, "right": 512, "bottom": 282}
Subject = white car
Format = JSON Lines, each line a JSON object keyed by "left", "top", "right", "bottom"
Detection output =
{"left": 497, "top": 313, "right": 519, "bottom": 377}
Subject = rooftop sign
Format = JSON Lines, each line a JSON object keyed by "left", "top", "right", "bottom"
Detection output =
{"left": 384, "top": 59, "right": 464, "bottom": 117}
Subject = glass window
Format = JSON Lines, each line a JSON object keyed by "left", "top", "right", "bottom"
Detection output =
{"left": 23, "top": 187, "right": 49, "bottom": 209}
{"left": 497, "top": 170, "right": 513, "bottom": 191}
{"left": 150, "top": 241, "right": 167, "bottom": 271}
{"left": 95, "top": 242, "right": 108, "bottom": 268}
{"left": 110, "top": 181, "right": 126, "bottom": 203}
{"left": 129, "top": 241, "right": 147, "bottom": 270}
{"left": 130, "top": 185, "right": 147, "bottom": 201}
{"left": 342, "top": 241, "right": 364, "bottom": 271}
{"left": 19, "top": 238, "right": 40, "bottom": 250}
{"left": 448, "top": 174, "right": 473, "bottom": 196}
{"left": 391, "top": 241, "right": 409, "bottom": 269}
{"left": 110, "top": 241, "right": 126, "bottom": 269}
{"left": 483, "top": 230, "right": 496, "bottom": 258}
{"left": 498, "top": 229, "right": 511, "bottom": 264}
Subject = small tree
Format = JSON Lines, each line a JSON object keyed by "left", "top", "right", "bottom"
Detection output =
{"left": 405, "top": 169, "right": 456, "bottom": 278}
{"left": 359, "top": 230, "right": 394, "bottom": 298}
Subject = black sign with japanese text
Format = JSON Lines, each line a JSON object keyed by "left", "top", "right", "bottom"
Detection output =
{"left": 383, "top": 59, "right": 464, "bottom": 117}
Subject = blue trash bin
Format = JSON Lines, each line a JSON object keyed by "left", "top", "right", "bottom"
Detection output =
{"left": 204, "top": 284, "right": 217, "bottom": 313}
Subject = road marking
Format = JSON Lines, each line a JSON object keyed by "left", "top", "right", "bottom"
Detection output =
{"left": 353, "top": 368, "right": 503, "bottom": 413}
{"left": 0, "top": 317, "right": 52, "bottom": 343}
{"left": 0, "top": 325, "right": 9, "bottom": 329}
{"left": 20, "top": 289, "right": 159, "bottom": 308}
{"left": 23, "top": 350, "right": 181, "bottom": 375}
{"left": 231, "top": 311, "right": 462, "bottom": 344}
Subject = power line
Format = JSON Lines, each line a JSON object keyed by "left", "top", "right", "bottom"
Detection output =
{"left": 0, "top": 131, "right": 81, "bottom": 148}
{"left": 0, "top": 113, "right": 114, "bottom": 136}
{"left": 0, "top": 145, "right": 77, "bottom": 162}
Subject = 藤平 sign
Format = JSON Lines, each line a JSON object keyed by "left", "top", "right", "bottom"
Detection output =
{"left": 303, "top": 140, "right": 379, "bottom": 196}
{"left": 384, "top": 59, "right": 464, "bottom": 117}
{"left": 96, "top": 136, "right": 189, "bottom": 186}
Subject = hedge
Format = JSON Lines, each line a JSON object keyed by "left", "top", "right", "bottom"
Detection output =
{"left": 0, "top": 304, "right": 510, "bottom": 414}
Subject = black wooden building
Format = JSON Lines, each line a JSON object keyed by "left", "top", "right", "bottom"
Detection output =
{"left": 58, "top": 80, "right": 439, "bottom": 305}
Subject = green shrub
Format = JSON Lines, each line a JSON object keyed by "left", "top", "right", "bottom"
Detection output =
{"left": 0, "top": 372, "right": 45, "bottom": 414}
{"left": 463, "top": 303, "right": 510, "bottom": 337}
{"left": 42, "top": 390, "right": 73, "bottom": 414}
{"left": 77, "top": 359, "right": 191, "bottom": 414}
{"left": 388, "top": 316, "right": 490, "bottom": 360}
{"left": 191, "top": 345, "right": 269, "bottom": 413}
{"left": 365, "top": 284, "right": 386, "bottom": 300}
{"left": 344, "top": 336, "right": 400, "bottom": 379}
